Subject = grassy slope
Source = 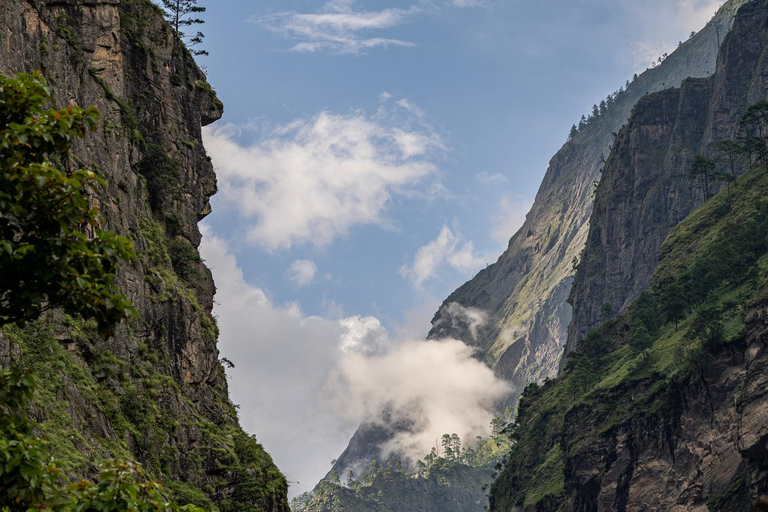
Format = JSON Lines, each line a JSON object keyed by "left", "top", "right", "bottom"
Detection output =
{"left": 490, "top": 163, "right": 768, "bottom": 510}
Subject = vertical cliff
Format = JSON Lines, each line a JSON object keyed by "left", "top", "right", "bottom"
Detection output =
{"left": 0, "top": 0, "right": 289, "bottom": 510}
{"left": 489, "top": 1, "right": 768, "bottom": 509}
{"left": 428, "top": 0, "right": 749, "bottom": 397}
{"left": 566, "top": 0, "right": 768, "bottom": 354}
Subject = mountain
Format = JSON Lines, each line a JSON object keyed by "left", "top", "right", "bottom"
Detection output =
{"left": 0, "top": 0, "right": 288, "bottom": 510}
{"left": 490, "top": 0, "right": 768, "bottom": 508}
{"left": 316, "top": 1, "right": 751, "bottom": 506}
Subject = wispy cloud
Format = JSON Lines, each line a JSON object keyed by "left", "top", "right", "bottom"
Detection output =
{"left": 400, "top": 225, "right": 488, "bottom": 288}
{"left": 252, "top": 0, "right": 420, "bottom": 55}
{"left": 203, "top": 98, "right": 445, "bottom": 251}
{"left": 251, "top": 0, "right": 493, "bottom": 55}
{"left": 475, "top": 171, "right": 508, "bottom": 185}
{"left": 286, "top": 259, "right": 319, "bottom": 287}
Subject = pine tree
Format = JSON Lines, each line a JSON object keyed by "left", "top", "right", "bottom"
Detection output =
{"left": 569, "top": 124, "right": 578, "bottom": 141}
{"left": 161, "top": 0, "right": 208, "bottom": 56}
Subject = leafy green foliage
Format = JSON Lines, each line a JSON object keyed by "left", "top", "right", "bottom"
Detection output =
{"left": 0, "top": 72, "right": 136, "bottom": 338}
{"left": 0, "top": 367, "right": 203, "bottom": 512}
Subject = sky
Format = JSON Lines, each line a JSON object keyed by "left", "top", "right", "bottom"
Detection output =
{"left": 193, "top": 0, "right": 727, "bottom": 497}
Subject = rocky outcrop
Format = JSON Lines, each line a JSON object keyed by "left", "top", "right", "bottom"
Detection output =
{"left": 555, "top": 296, "right": 768, "bottom": 512}
{"left": 566, "top": 0, "right": 768, "bottom": 355}
{"left": 0, "top": 0, "right": 288, "bottom": 510}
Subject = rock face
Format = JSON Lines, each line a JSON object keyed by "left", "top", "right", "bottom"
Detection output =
{"left": 565, "top": 0, "right": 768, "bottom": 355}
{"left": 489, "top": 1, "right": 768, "bottom": 510}
{"left": 429, "top": 0, "right": 749, "bottom": 396}
{"left": 324, "top": 0, "right": 750, "bottom": 491}
{"left": 0, "top": 1, "right": 289, "bottom": 511}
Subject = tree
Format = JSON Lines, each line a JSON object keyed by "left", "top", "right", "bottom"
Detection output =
{"left": 690, "top": 154, "right": 716, "bottom": 200}
{"left": 655, "top": 275, "right": 686, "bottom": 330}
{"left": 0, "top": 368, "right": 202, "bottom": 512}
{"left": 714, "top": 139, "right": 744, "bottom": 177}
{"left": 629, "top": 322, "right": 653, "bottom": 352}
{"left": 328, "top": 470, "right": 340, "bottom": 485}
{"left": 346, "top": 470, "right": 358, "bottom": 488}
{"left": 0, "top": 71, "right": 135, "bottom": 338}
{"left": 740, "top": 101, "right": 768, "bottom": 169}
{"left": 441, "top": 434, "right": 453, "bottom": 459}
{"left": 600, "top": 302, "right": 613, "bottom": 320}
{"left": 568, "top": 124, "right": 578, "bottom": 141}
{"left": 490, "top": 417, "right": 507, "bottom": 437}
{"left": 450, "top": 433, "right": 461, "bottom": 460}
{"left": 160, "top": 0, "right": 208, "bottom": 56}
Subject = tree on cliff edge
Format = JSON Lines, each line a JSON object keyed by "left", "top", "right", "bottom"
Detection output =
{"left": 160, "top": 0, "right": 209, "bottom": 56}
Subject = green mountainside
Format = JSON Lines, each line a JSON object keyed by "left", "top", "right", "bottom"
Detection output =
{"left": 491, "top": 0, "right": 768, "bottom": 509}
{"left": 491, "top": 143, "right": 768, "bottom": 512}
{"left": 0, "top": 0, "right": 288, "bottom": 510}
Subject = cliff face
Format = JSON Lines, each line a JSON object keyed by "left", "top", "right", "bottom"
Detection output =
{"left": 489, "top": 1, "right": 768, "bottom": 510}
{"left": 429, "top": 0, "right": 749, "bottom": 395}
{"left": 0, "top": 1, "right": 288, "bottom": 510}
{"left": 566, "top": 0, "right": 768, "bottom": 354}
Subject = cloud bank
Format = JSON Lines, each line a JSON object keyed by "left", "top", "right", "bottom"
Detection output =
{"left": 203, "top": 103, "right": 443, "bottom": 251}
{"left": 201, "top": 228, "right": 510, "bottom": 496}
{"left": 327, "top": 338, "right": 510, "bottom": 463}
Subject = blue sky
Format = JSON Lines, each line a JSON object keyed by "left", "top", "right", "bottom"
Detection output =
{"left": 194, "top": 0, "right": 725, "bottom": 496}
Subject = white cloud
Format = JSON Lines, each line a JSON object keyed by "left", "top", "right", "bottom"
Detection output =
{"left": 203, "top": 103, "right": 444, "bottom": 251}
{"left": 434, "top": 302, "right": 488, "bottom": 342}
{"left": 252, "top": 1, "right": 420, "bottom": 55}
{"left": 286, "top": 259, "right": 318, "bottom": 287}
{"left": 491, "top": 195, "right": 533, "bottom": 245}
{"left": 339, "top": 316, "right": 390, "bottom": 355}
{"left": 327, "top": 338, "right": 510, "bottom": 464}
{"left": 400, "top": 225, "right": 488, "bottom": 288}
{"left": 475, "top": 171, "right": 508, "bottom": 185}
{"left": 201, "top": 228, "right": 512, "bottom": 496}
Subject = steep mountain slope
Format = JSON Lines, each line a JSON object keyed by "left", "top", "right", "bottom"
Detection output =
{"left": 566, "top": 0, "right": 768, "bottom": 354}
{"left": 0, "top": 0, "right": 288, "bottom": 510}
{"left": 322, "top": 0, "right": 750, "bottom": 495}
{"left": 430, "top": 0, "right": 750, "bottom": 394}
{"left": 490, "top": 1, "right": 768, "bottom": 509}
